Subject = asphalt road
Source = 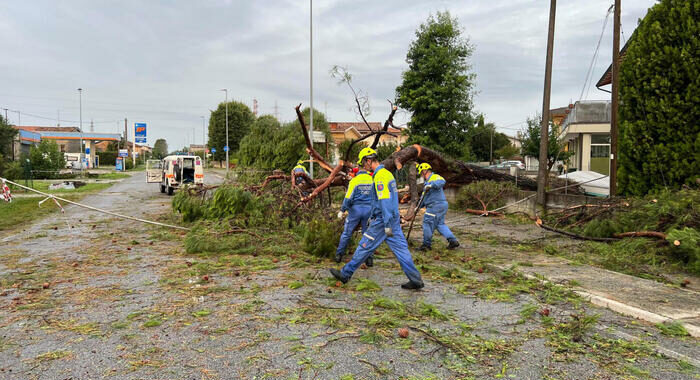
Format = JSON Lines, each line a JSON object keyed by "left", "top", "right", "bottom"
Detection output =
{"left": 0, "top": 172, "right": 697, "bottom": 380}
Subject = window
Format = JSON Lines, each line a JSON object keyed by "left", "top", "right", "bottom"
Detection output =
{"left": 591, "top": 134, "right": 610, "bottom": 144}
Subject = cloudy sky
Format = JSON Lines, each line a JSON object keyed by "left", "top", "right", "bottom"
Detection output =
{"left": 0, "top": 0, "right": 656, "bottom": 150}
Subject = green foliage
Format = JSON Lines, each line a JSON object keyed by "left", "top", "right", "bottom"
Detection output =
{"left": 467, "top": 115, "right": 510, "bottom": 162}
{"left": 520, "top": 114, "right": 571, "bottom": 172}
{"left": 172, "top": 187, "right": 207, "bottom": 223}
{"left": 455, "top": 180, "right": 518, "bottom": 211}
{"left": 337, "top": 139, "right": 367, "bottom": 164}
{"left": 208, "top": 101, "right": 255, "bottom": 162}
{"left": 549, "top": 189, "right": 700, "bottom": 274}
{"left": 0, "top": 154, "right": 22, "bottom": 179}
{"left": 237, "top": 109, "right": 332, "bottom": 172}
{"left": 656, "top": 321, "right": 689, "bottom": 337}
{"left": 0, "top": 115, "right": 17, "bottom": 159}
{"left": 618, "top": 0, "right": 700, "bottom": 195}
{"left": 666, "top": 228, "right": 700, "bottom": 273}
{"left": 152, "top": 139, "right": 168, "bottom": 159}
{"left": 96, "top": 151, "right": 117, "bottom": 166}
{"left": 207, "top": 186, "right": 270, "bottom": 226}
{"left": 28, "top": 140, "right": 66, "bottom": 178}
{"left": 301, "top": 218, "right": 343, "bottom": 258}
{"left": 395, "top": 11, "right": 476, "bottom": 161}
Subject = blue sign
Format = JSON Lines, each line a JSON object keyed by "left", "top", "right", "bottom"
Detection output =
{"left": 135, "top": 123, "right": 147, "bottom": 137}
{"left": 115, "top": 157, "right": 123, "bottom": 171}
{"left": 118, "top": 149, "right": 128, "bottom": 157}
{"left": 85, "top": 147, "right": 90, "bottom": 154}
{"left": 211, "top": 148, "right": 216, "bottom": 153}
{"left": 223, "top": 146, "right": 229, "bottom": 152}
{"left": 135, "top": 137, "right": 147, "bottom": 144}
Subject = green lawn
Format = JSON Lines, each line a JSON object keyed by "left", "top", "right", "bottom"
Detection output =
{"left": 0, "top": 182, "right": 116, "bottom": 232}
{"left": 10, "top": 181, "right": 113, "bottom": 194}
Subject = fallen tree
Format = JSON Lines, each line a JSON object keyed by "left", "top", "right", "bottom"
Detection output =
{"left": 268, "top": 103, "right": 581, "bottom": 205}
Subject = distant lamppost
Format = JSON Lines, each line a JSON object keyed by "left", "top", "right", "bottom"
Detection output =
{"left": 77, "top": 88, "right": 84, "bottom": 170}
{"left": 220, "top": 89, "right": 229, "bottom": 174}
{"left": 201, "top": 116, "right": 206, "bottom": 167}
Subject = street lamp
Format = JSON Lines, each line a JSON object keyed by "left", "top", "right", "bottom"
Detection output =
{"left": 77, "top": 88, "right": 84, "bottom": 172}
{"left": 220, "top": 89, "right": 229, "bottom": 174}
{"left": 309, "top": 0, "right": 314, "bottom": 179}
{"left": 201, "top": 116, "right": 206, "bottom": 168}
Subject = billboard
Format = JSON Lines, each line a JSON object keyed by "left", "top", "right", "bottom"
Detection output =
{"left": 135, "top": 123, "right": 147, "bottom": 144}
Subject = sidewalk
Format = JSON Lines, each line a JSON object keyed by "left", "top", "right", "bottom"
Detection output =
{"left": 418, "top": 212, "right": 700, "bottom": 338}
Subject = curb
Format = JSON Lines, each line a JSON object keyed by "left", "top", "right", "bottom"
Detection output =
{"left": 484, "top": 261, "right": 700, "bottom": 338}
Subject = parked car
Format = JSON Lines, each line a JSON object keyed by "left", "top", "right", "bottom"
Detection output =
{"left": 504, "top": 160, "right": 525, "bottom": 170}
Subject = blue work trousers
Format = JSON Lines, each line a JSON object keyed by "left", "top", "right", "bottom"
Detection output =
{"left": 422, "top": 201, "right": 456, "bottom": 247}
{"left": 341, "top": 218, "right": 423, "bottom": 284}
{"left": 336, "top": 205, "right": 371, "bottom": 255}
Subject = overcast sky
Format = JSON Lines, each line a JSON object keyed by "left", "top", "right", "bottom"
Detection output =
{"left": 0, "top": 0, "right": 656, "bottom": 150}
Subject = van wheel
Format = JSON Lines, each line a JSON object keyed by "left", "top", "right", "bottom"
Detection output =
{"left": 167, "top": 186, "right": 174, "bottom": 195}
{"left": 160, "top": 185, "right": 166, "bottom": 193}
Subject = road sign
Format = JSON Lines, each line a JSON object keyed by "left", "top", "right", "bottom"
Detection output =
{"left": 223, "top": 146, "right": 229, "bottom": 152}
{"left": 211, "top": 148, "right": 217, "bottom": 153}
{"left": 135, "top": 137, "right": 147, "bottom": 144}
{"left": 118, "top": 149, "right": 128, "bottom": 157}
{"left": 85, "top": 147, "right": 90, "bottom": 154}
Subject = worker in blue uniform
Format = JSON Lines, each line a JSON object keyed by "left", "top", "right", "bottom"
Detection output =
{"left": 330, "top": 148, "right": 424, "bottom": 290}
{"left": 335, "top": 167, "right": 374, "bottom": 265}
{"left": 415, "top": 163, "right": 460, "bottom": 251}
{"left": 292, "top": 160, "right": 309, "bottom": 185}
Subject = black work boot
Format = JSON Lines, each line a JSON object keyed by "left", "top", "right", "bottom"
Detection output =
{"left": 447, "top": 239, "right": 460, "bottom": 250}
{"left": 329, "top": 268, "right": 348, "bottom": 284}
{"left": 365, "top": 256, "right": 374, "bottom": 267}
{"left": 417, "top": 244, "right": 431, "bottom": 252}
{"left": 401, "top": 281, "right": 425, "bottom": 290}
{"left": 334, "top": 252, "right": 343, "bottom": 263}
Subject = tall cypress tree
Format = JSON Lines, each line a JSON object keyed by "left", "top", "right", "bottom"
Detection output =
{"left": 618, "top": 0, "right": 700, "bottom": 195}
{"left": 396, "top": 11, "right": 476, "bottom": 161}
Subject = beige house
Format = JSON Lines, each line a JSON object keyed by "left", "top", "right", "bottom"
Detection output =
{"left": 559, "top": 101, "right": 611, "bottom": 175}
{"left": 328, "top": 122, "right": 407, "bottom": 163}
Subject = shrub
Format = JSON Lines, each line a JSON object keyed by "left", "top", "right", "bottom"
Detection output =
{"left": 455, "top": 180, "right": 518, "bottom": 211}
{"left": 301, "top": 218, "right": 343, "bottom": 258}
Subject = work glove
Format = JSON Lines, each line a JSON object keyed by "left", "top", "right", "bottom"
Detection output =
{"left": 424, "top": 184, "right": 433, "bottom": 191}
{"left": 337, "top": 211, "right": 344, "bottom": 219}
{"left": 384, "top": 227, "right": 393, "bottom": 237}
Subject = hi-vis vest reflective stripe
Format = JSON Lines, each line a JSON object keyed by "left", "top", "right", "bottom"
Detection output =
{"left": 345, "top": 172, "right": 373, "bottom": 199}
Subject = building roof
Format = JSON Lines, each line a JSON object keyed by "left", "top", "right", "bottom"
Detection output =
{"left": 329, "top": 121, "right": 402, "bottom": 135}
{"left": 39, "top": 131, "right": 121, "bottom": 141}
{"left": 14, "top": 125, "right": 81, "bottom": 132}
{"left": 596, "top": 38, "right": 632, "bottom": 88}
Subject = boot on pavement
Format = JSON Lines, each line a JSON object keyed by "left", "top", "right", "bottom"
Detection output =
{"left": 417, "top": 244, "right": 431, "bottom": 252}
{"left": 366, "top": 256, "right": 374, "bottom": 267}
{"left": 401, "top": 281, "right": 425, "bottom": 290}
{"left": 329, "top": 268, "right": 348, "bottom": 284}
{"left": 447, "top": 239, "right": 460, "bottom": 250}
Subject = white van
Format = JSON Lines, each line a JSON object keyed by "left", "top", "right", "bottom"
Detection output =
{"left": 147, "top": 155, "right": 204, "bottom": 195}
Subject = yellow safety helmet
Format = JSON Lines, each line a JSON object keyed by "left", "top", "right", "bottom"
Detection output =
{"left": 417, "top": 163, "right": 432, "bottom": 175}
{"left": 357, "top": 147, "right": 378, "bottom": 165}
{"left": 296, "top": 160, "right": 305, "bottom": 166}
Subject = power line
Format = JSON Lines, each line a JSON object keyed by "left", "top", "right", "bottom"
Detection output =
{"left": 579, "top": 5, "right": 614, "bottom": 102}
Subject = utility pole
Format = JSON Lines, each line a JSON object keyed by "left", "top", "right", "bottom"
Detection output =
{"left": 2, "top": 108, "right": 7, "bottom": 122}
{"left": 57, "top": 110, "right": 60, "bottom": 127}
{"left": 309, "top": 0, "right": 314, "bottom": 179}
{"left": 78, "top": 88, "right": 84, "bottom": 173}
{"left": 610, "top": 0, "right": 621, "bottom": 196}
{"left": 220, "top": 89, "right": 229, "bottom": 174}
{"left": 489, "top": 128, "right": 494, "bottom": 164}
{"left": 90, "top": 119, "right": 94, "bottom": 132}
{"left": 201, "top": 116, "right": 206, "bottom": 167}
{"left": 274, "top": 100, "right": 279, "bottom": 120}
{"left": 537, "top": 0, "right": 556, "bottom": 207}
